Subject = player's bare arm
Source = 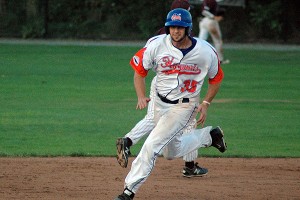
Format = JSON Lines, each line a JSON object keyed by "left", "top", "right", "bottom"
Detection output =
{"left": 197, "top": 82, "right": 221, "bottom": 126}
{"left": 134, "top": 72, "right": 150, "bottom": 110}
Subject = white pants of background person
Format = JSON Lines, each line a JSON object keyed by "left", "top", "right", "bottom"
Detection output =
{"left": 199, "top": 17, "right": 224, "bottom": 62}
{"left": 125, "top": 76, "right": 198, "bottom": 162}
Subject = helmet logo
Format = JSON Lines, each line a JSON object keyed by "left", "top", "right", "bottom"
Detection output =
{"left": 171, "top": 13, "right": 181, "bottom": 21}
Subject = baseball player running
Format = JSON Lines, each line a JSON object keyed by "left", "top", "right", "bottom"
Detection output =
{"left": 199, "top": 0, "right": 229, "bottom": 64}
{"left": 116, "top": 47, "right": 206, "bottom": 178}
{"left": 116, "top": 0, "right": 208, "bottom": 178}
{"left": 115, "top": 8, "right": 227, "bottom": 200}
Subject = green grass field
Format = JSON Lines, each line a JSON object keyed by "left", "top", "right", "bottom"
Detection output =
{"left": 0, "top": 42, "right": 299, "bottom": 158}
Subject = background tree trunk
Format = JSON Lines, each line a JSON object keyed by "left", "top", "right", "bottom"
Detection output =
{"left": 0, "top": 0, "right": 6, "bottom": 15}
{"left": 43, "top": 0, "right": 48, "bottom": 38}
{"left": 26, "top": 0, "right": 38, "bottom": 18}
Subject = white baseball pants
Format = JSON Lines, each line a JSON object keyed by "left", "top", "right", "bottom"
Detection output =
{"left": 125, "top": 76, "right": 199, "bottom": 162}
{"left": 124, "top": 97, "right": 212, "bottom": 193}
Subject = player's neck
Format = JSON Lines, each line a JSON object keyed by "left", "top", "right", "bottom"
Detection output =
{"left": 172, "top": 36, "right": 191, "bottom": 50}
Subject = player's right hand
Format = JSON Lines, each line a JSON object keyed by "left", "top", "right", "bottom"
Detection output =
{"left": 136, "top": 97, "right": 151, "bottom": 110}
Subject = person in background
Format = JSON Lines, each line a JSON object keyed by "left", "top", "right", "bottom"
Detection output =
{"left": 199, "top": 0, "right": 230, "bottom": 64}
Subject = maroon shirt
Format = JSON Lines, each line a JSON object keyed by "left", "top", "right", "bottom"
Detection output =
{"left": 202, "top": 0, "right": 218, "bottom": 15}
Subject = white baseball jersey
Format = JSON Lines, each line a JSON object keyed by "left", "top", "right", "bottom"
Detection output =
{"left": 142, "top": 34, "right": 221, "bottom": 101}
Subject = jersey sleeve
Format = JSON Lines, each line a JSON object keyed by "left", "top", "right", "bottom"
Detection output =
{"left": 209, "top": 63, "right": 224, "bottom": 84}
{"left": 129, "top": 47, "right": 148, "bottom": 77}
{"left": 208, "top": 51, "right": 224, "bottom": 84}
{"left": 130, "top": 35, "right": 163, "bottom": 75}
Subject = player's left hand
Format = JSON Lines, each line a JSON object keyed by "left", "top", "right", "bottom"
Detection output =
{"left": 136, "top": 97, "right": 151, "bottom": 110}
{"left": 196, "top": 103, "right": 209, "bottom": 127}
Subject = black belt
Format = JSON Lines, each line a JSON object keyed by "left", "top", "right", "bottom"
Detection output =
{"left": 157, "top": 93, "right": 189, "bottom": 104}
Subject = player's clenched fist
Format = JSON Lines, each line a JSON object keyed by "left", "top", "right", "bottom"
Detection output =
{"left": 134, "top": 72, "right": 150, "bottom": 110}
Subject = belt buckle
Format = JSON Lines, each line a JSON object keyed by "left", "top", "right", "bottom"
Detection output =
{"left": 178, "top": 98, "right": 183, "bottom": 104}
{"left": 179, "top": 98, "right": 188, "bottom": 104}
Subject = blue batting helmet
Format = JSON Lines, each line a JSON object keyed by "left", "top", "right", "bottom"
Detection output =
{"left": 165, "top": 8, "right": 192, "bottom": 35}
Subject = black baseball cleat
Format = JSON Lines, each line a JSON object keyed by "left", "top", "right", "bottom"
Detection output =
{"left": 210, "top": 126, "right": 227, "bottom": 153}
{"left": 182, "top": 162, "right": 208, "bottom": 178}
{"left": 116, "top": 137, "right": 131, "bottom": 168}
{"left": 114, "top": 193, "right": 133, "bottom": 200}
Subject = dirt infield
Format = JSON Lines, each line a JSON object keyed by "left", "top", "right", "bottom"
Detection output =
{"left": 1, "top": 157, "right": 299, "bottom": 200}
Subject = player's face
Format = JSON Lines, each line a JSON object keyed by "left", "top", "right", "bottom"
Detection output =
{"left": 169, "top": 26, "right": 186, "bottom": 42}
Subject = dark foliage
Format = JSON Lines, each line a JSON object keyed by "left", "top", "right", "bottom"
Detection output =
{"left": 0, "top": 0, "right": 299, "bottom": 43}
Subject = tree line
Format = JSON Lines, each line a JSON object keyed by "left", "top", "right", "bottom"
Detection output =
{"left": 0, "top": 0, "right": 299, "bottom": 43}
